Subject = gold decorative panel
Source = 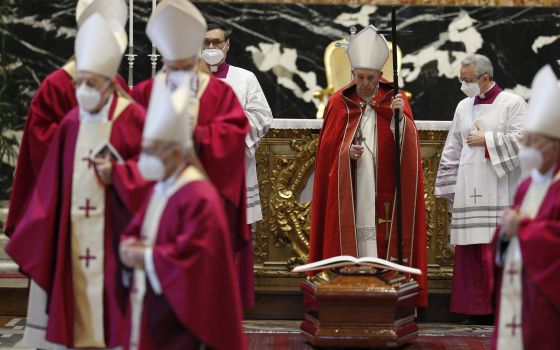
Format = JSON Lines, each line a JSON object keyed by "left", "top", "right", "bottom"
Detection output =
{"left": 253, "top": 129, "right": 320, "bottom": 282}
{"left": 254, "top": 126, "right": 453, "bottom": 289}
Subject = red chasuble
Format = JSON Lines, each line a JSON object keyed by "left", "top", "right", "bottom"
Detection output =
{"left": 121, "top": 179, "right": 245, "bottom": 350}
{"left": 491, "top": 168, "right": 560, "bottom": 350}
{"left": 131, "top": 75, "right": 254, "bottom": 305}
{"left": 6, "top": 95, "right": 147, "bottom": 348}
{"left": 5, "top": 60, "right": 129, "bottom": 236}
{"left": 309, "top": 82, "right": 428, "bottom": 307}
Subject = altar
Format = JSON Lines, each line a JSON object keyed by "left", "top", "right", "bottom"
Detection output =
{"left": 249, "top": 119, "right": 454, "bottom": 320}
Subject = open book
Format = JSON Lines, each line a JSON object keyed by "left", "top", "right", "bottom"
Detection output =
{"left": 92, "top": 141, "right": 124, "bottom": 164}
{"left": 292, "top": 255, "right": 422, "bottom": 275}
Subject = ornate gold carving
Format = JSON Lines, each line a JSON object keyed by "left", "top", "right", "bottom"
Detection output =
{"left": 269, "top": 135, "right": 317, "bottom": 259}
{"left": 254, "top": 140, "right": 271, "bottom": 265}
{"left": 419, "top": 130, "right": 454, "bottom": 273}
{"left": 253, "top": 129, "right": 320, "bottom": 278}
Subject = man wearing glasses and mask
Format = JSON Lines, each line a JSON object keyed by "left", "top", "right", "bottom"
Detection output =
{"left": 435, "top": 54, "right": 527, "bottom": 324}
{"left": 201, "top": 22, "right": 273, "bottom": 308}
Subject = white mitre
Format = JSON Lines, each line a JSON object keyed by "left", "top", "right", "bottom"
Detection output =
{"left": 76, "top": 0, "right": 128, "bottom": 28}
{"left": 147, "top": 0, "right": 207, "bottom": 61}
{"left": 143, "top": 74, "right": 192, "bottom": 148}
{"left": 525, "top": 65, "right": 560, "bottom": 139}
{"left": 346, "top": 25, "right": 390, "bottom": 71}
{"left": 75, "top": 13, "right": 127, "bottom": 79}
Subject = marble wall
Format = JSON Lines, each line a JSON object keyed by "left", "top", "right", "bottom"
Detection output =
{"left": 1, "top": 1, "right": 560, "bottom": 199}
{"left": 3, "top": 2, "right": 560, "bottom": 120}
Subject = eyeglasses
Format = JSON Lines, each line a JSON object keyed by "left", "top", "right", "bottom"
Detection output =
{"left": 458, "top": 73, "right": 488, "bottom": 84}
{"left": 202, "top": 38, "right": 227, "bottom": 49}
{"left": 458, "top": 77, "right": 480, "bottom": 84}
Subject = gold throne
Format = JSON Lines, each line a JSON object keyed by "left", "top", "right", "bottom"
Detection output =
{"left": 314, "top": 40, "right": 404, "bottom": 119}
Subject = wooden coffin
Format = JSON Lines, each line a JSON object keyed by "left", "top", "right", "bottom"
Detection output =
{"left": 300, "top": 269, "right": 419, "bottom": 348}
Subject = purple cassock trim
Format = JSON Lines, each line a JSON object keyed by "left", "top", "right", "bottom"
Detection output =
{"left": 214, "top": 63, "right": 230, "bottom": 79}
{"left": 474, "top": 83, "right": 503, "bottom": 105}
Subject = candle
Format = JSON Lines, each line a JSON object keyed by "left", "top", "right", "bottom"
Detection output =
{"left": 129, "top": 0, "right": 133, "bottom": 47}
{"left": 151, "top": 0, "right": 156, "bottom": 51}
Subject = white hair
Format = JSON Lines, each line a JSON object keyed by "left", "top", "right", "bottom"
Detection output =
{"left": 461, "top": 54, "right": 493, "bottom": 80}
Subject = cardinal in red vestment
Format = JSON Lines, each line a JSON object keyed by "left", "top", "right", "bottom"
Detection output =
{"left": 5, "top": 0, "right": 130, "bottom": 237}
{"left": 6, "top": 13, "right": 148, "bottom": 349}
{"left": 309, "top": 25, "right": 427, "bottom": 307}
{"left": 119, "top": 70, "right": 245, "bottom": 350}
{"left": 131, "top": 0, "right": 253, "bottom": 307}
{"left": 491, "top": 65, "right": 560, "bottom": 350}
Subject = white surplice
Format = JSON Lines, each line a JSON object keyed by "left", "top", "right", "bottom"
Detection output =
{"left": 220, "top": 65, "right": 273, "bottom": 224}
{"left": 435, "top": 89, "right": 527, "bottom": 245}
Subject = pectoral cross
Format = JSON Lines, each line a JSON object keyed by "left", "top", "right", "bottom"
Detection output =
{"left": 355, "top": 129, "right": 366, "bottom": 145}
{"left": 470, "top": 188, "right": 483, "bottom": 205}
{"left": 79, "top": 248, "right": 97, "bottom": 268}
{"left": 378, "top": 202, "right": 392, "bottom": 240}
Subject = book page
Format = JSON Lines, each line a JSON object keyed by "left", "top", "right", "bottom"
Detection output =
{"left": 291, "top": 255, "right": 358, "bottom": 273}
{"left": 357, "top": 257, "right": 421, "bottom": 275}
{"left": 292, "top": 255, "right": 421, "bottom": 275}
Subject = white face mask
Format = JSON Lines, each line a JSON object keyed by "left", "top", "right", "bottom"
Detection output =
{"left": 76, "top": 83, "right": 102, "bottom": 111}
{"left": 201, "top": 48, "right": 225, "bottom": 71}
{"left": 461, "top": 81, "right": 481, "bottom": 98}
{"left": 138, "top": 153, "right": 165, "bottom": 181}
{"left": 518, "top": 146, "right": 543, "bottom": 174}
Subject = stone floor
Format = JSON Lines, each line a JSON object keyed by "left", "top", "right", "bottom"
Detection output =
{"left": 0, "top": 317, "right": 493, "bottom": 349}
{"left": 0, "top": 317, "right": 24, "bottom": 349}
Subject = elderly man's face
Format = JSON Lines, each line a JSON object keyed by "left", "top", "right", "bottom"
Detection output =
{"left": 353, "top": 68, "right": 382, "bottom": 100}
{"left": 460, "top": 64, "right": 490, "bottom": 91}
{"left": 523, "top": 131, "right": 560, "bottom": 173}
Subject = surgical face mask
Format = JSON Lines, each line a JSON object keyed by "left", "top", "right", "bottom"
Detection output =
{"left": 201, "top": 48, "right": 225, "bottom": 72}
{"left": 460, "top": 81, "right": 481, "bottom": 98}
{"left": 518, "top": 146, "right": 543, "bottom": 174}
{"left": 138, "top": 153, "right": 165, "bottom": 181}
{"left": 76, "top": 83, "right": 102, "bottom": 111}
